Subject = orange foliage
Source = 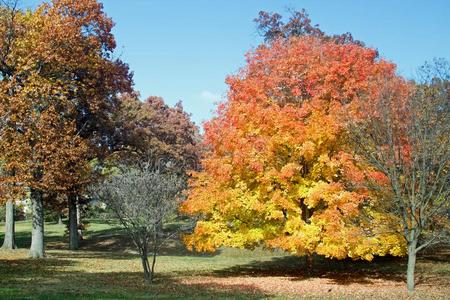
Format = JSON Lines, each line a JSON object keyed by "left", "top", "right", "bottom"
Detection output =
{"left": 0, "top": 0, "right": 132, "bottom": 202}
{"left": 182, "top": 36, "right": 406, "bottom": 259}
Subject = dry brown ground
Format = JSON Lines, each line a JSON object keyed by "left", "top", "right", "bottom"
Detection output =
{"left": 181, "top": 274, "right": 449, "bottom": 299}
{"left": 176, "top": 248, "right": 450, "bottom": 299}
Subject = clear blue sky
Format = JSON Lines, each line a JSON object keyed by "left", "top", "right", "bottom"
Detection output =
{"left": 23, "top": 0, "right": 450, "bottom": 127}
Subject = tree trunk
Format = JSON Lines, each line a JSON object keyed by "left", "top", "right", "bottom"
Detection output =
{"left": 141, "top": 254, "right": 151, "bottom": 281}
{"left": 29, "top": 189, "right": 44, "bottom": 258}
{"left": 76, "top": 198, "right": 83, "bottom": 240}
{"left": 68, "top": 193, "right": 79, "bottom": 250}
{"left": 76, "top": 200, "right": 81, "bottom": 226}
{"left": 305, "top": 253, "right": 314, "bottom": 275}
{"left": 407, "top": 239, "right": 418, "bottom": 293}
{"left": 58, "top": 214, "right": 63, "bottom": 225}
{"left": 1, "top": 200, "right": 17, "bottom": 250}
{"left": 149, "top": 226, "right": 159, "bottom": 283}
{"left": 151, "top": 245, "right": 157, "bottom": 282}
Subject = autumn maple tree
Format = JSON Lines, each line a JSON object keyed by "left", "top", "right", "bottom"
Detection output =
{"left": 182, "top": 33, "right": 407, "bottom": 261}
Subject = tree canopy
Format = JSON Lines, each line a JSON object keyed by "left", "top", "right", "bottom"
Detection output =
{"left": 182, "top": 35, "right": 406, "bottom": 260}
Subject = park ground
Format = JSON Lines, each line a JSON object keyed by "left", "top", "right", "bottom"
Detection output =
{"left": 0, "top": 220, "right": 449, "bottom": 299}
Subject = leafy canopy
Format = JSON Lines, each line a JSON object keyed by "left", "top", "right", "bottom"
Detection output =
{"left": 182, "top": 36, "right": 406, "bottom": 260}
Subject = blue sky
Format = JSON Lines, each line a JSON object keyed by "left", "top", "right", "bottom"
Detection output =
{"left": 23, "top": 0, "right": 450, "bottom": 127}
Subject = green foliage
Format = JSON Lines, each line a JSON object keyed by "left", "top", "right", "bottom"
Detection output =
{"left": 83, "top": 203, "right": 114, "bottom": 220}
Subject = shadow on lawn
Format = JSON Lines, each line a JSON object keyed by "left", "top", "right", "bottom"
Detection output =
{"left": 1, "top": 220, "right": 219, "bottom": 259}
{"left": 214, "top": 254, "right": 408, "bottom": 285}
{"left": 0, "top": 256, "right": 76, "bottom": 281}
{"left": 0, "top": 257, "right": 269, "bottom": 299}
{"left": 50, "top": 250, "right": 139, "bottom": 260}
{"left": 3, "top": 230, "right": 65, "bottom": 250}
{"left": 80, "top": 227, "right": 220, "bottom": 258}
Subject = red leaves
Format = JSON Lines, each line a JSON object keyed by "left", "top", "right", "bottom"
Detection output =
{"left": 183, "top": 36, "right": 405, "bottom": 259}
{"left": 110, "top": 94, "right": 201, "bottom": 170}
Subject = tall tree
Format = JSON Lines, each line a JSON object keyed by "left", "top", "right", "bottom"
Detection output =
{"left": 182, "top": 35, "right": 406, "bottom": 261}
{"left": 0, "top": 0, "right": 132, "bottom": 257}
{"left": 0, "top": 0, "right": 20, "bottom": 251}
{"left": 349, "top": 59, "right": 449, "bottom": 292}
{"left": 42, "top": 0, "right": 132, "bottom": 251}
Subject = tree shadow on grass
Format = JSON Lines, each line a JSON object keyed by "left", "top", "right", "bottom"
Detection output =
{"left": 1, "top": 222, "right": 219, "bottom": 258}
{"left": 158, "top": 237, "right": 220, "bottom": 257}
{"left": 0, "top": 230, "right": 66, "bottom": 250}
{"left": 213, "top": 254, "right": 408, "bottom": 285}
{"left": 0, "top": 257, "right": 270, "bottom": 299}
{"left": 0, "top": 256, "right": 76, "bottom": 286}
{"left": 419, "top": 248, "right": 450, "bottom": 263}
{"left": 79, "top": 227, "right": 220, "bottom": 258}
{"left": 79, "top": 227, "right": 134, "bottom": 253}
{"left": 49, "top": 250, "right": 139, "bottom": 260}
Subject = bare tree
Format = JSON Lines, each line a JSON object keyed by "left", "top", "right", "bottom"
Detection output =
{"left": 91, "top": 165, "right": 185, "bottom": 283}
{"left": 349, "top": 59, "right": 449, "bottom": 293}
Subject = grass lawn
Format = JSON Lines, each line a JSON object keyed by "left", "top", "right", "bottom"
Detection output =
{"left": 0, "top": 220, "right": 449, "bottom": 299}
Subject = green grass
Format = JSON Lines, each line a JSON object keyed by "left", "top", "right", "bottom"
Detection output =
{"left": 1, "top": 220, "right": 449, "bottom": 299}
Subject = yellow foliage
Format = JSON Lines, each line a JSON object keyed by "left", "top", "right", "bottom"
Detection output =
{"left": 181, "top": 36, "right": 406, "bottom": 261}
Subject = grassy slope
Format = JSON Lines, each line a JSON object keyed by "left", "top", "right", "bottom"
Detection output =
{"left": 0, "top": 220, "right": 449, "bottom": 299}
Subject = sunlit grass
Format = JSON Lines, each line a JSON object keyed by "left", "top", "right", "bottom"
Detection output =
{"left": 1, "top": 220, "right": 448, "bottom": 299}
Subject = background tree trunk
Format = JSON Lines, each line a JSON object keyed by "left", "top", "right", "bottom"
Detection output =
{"left": 68, "top": 193, "right": 79, "bottom": 250}
{"left": 57, "top": 214, "right": 63, "bottom": 225}
{"left": 1, "top": 200, "right": 17, "bottom": 250}
{"left": 29, "top": 189, "right": 44, "bottom": 258}
{"left": 407, "top": 239, "right": 418, "bottom": 293}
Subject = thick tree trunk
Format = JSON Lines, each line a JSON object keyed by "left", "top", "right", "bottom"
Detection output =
{"left": 407, "top": 239, "right": 418, "bottom": 293}
{"left": 76, "top": 198, "right": 83, "bottom": 240}
{"left": 29, "top": 189, "right": 44, "bottom": 258}
{"left": 1, "top": 200, "right": 17, "bottom": 250}
{"left": 68, "top": 193, "right": 79, "bottom": 250}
